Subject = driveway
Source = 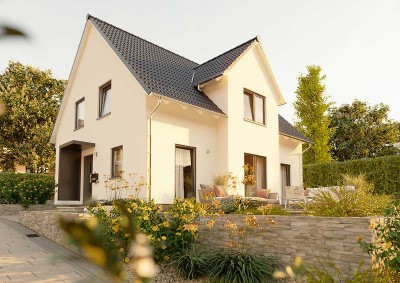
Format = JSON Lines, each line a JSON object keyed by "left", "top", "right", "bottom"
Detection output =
{"left": 0, "top": 217, "right": 109, "bottom": 282}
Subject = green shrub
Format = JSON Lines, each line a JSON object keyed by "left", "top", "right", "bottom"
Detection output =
{"left": 359, "top": 199, "right": 400, "bottom": 281}
{"left": 303, "top": 155, "right": 400, "bottom": 195}
{"left": 208, "top": 250, "right": 282, "bottom": 283}
{"left": 305, "top": 175, "right": 391, "bottom": 217}
{"left": 306, "top": 259, "right": 378, "bottom": 283}
{"left": 0, "top": 172, "right": 55, "bottom": 207}
{"left": 173, "top": 248, "right": 209, "bottom": 280}
{"left": 88, "top": 198, "right": 208, "bottom": 263}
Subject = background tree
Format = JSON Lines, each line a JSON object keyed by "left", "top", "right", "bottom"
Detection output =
{"left": 0, "top": 61, "right": 65, "bottom": 172}
{"left": 329, "top": 100, "right": 400, "bottom": 161}
{"left": 294, "top": 65, "right": 334, "bottom": 164}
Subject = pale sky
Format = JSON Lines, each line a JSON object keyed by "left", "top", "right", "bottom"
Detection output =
{"left": 1, "top": 0, "right": 399, "bottom": 123}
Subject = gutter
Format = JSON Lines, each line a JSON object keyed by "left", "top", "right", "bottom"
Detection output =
{"left": 148, "top": 96, "right": 162, "bottom": 201}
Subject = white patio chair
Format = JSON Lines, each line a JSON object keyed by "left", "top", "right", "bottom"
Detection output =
{"left": 284, "top": 186, "right": 305, "bottom": 210}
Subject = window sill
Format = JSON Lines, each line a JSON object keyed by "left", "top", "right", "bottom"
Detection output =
{"left": 74, "top": 126, "right": 84, "bottom": 131}
{"left": 243, "top": 118, "right": 266, "bottom": 127}
{"left": 97, "top": 112, "right": 111, "bottom": 120}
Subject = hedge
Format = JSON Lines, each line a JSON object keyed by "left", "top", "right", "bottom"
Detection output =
{"left": 0, "top": 172, "right": 55, "bottom": 208}
{"left": 303, "top": 155, "right": 400, "bottom": 195}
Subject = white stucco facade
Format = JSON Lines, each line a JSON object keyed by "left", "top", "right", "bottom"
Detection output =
{"left": 51, "top": 18, "right": 308, "bottom": 205}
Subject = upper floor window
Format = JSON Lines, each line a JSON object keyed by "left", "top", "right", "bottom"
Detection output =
{"left": 112, "top": 145, "right": 123, "bottom": 178}
{"left": 99, "top": 81, "right": 111, "bottom": 118}
{"left": 75, "top": 98, "right": 85, "bottom": 129}
{"left": 243, "top": 89, "right": 265, "bottom": 125}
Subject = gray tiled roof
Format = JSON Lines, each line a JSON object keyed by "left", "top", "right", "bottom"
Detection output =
{"left": 88, "top": 15, "right": 225, "bottom": 114}
{"left": 87, "top": 15, "right": 310, "bottom": 143}
{"left": 279, "top": 115, "right": 312, "bottom": 143}
{"left": 192, "top": 37, "right": 258, "bottom": 86}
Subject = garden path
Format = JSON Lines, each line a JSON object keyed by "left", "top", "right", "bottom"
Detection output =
{"left": 0, "top": 217, "right": 109, "bottom": 282}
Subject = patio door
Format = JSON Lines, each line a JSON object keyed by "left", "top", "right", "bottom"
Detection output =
{"left": 175, "top": 146, "right": 196, "bottom": 199}
{"left": 244, "top": 153, "right": 266, "bottom": 189}
{"left": 281, "top": 164, "right": 291, "bottom": 201}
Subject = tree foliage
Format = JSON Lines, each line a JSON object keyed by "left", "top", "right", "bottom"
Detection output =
{"left": 294, "top": 65, "right": 333, "bottom": 164}
{"left": 329, "top": 100, "right": 400, "bottom": 161}
{"left": 0, "top": 61, "right": 65, "bottom": 172}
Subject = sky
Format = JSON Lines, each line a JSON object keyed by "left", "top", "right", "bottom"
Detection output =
{"left": 1, "top": 0, "right": 399, "bottom": 123}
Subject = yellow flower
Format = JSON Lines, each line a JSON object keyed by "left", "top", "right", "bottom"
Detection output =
{"left": 161, "top": 245, "right": 166, "bottom": 250}
{"left": 143, "top": 214, "right": 149, "bottom": 221}
{"left": 183, "top": 223, "right": 199, "bottom": 232}
{"left": 206, "top": 220, "right": 215, "bottom": 229}
{"left": 161, "top": 236, "right": 167, "bottom": 241}
{"left": 124, "top": 257, "right": 130, "bottom": 263}
{"left": 176, "top": 232, "right": 181, "bottom": 236}
{"left": 383, "top": 242, "right": 392, "bottom": 250}
{"left": 127, "top": 208, "right": 132, "bottom": 213}
{"left": 266, "top": 218, "right": 275, "bottom": 225}
{"left": 164, "top": 255, "right": 170, "bottom": 261}
{"left": 356, "top": 235, "right": 364, "bottom": 243}
{"left": 152, "top": 225, "right": 159, "bottom": 232}
{"left": 163, "top": 221, "right": 170, "bottom": 228}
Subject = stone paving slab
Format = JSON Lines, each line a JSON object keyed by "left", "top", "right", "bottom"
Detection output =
{"left": 0, "top": 217, "right": 110, "bottom": 282}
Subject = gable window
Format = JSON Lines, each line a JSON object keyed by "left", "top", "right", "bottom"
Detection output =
{"left": 99, "top": 81, "right": 112, "bottom": 118}
{"left": 243, "top": 89, "right": 265, "bottom": 125}
{"left": 111, "top": 146, "right": 123, "bottom": 178}
{"left": 75, "top": 98, "right": 85, "bottom": 129}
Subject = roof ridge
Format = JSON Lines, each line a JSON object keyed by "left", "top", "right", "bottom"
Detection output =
{"left": 87, "top": 14, "right": 200, "bottom": 66}
{"left": 194, "top": 36, "right": 259, "bottom": 70}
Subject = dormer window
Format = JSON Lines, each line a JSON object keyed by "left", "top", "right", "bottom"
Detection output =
{"left": 75, "top": 98, "right": 85, "bottom": 129}
{"left": 99, "top": 81, "right": 111, "bottom": 118}
{"left": 244, "top": 89, "right": 265, "bottom": 125}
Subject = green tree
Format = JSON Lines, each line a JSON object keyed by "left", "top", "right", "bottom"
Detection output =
{"left": 0, "top": 61, "right": 65, "bottom": 172}
{"left": 294, "top": 65, "right": 333, "bottom": 164}
{"left": 329, "top": 100, "right": 400, "bottom": 161}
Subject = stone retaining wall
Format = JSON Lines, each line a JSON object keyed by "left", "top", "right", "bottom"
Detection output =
{"left": 198, "top": 215, "right": 374, "bottom": 277}
{"left": 0, "top": 203, "right": 56, "bottom": 215}
{"left": 19, "top": 211, "right": 375, "bottom": 277}
{"left": 19, "top": 210, "right": 81, "bottom": 250}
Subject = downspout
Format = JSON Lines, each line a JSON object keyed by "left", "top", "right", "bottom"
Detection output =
{"left": 302, "top": 143, "right": 312, "bottom": 154}
{"left": 300, "top": 142, "right": 312, "bottom": 188}
{"left": 148, "top": 96, "right": 162, "bottom": 201}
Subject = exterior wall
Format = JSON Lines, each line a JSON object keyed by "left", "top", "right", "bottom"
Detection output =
{"left": 147, "top": 96, "right": 219, "bottom": 204}
{"left": 54, "top": 22, "right": 148, "bottom": 204}
{"left": 201, "top": 77, "right": 229, "bottom": 175}
{"left": 198, "top": 215, "right": 373, "bottom": 277}
{"left": 279, "top": 136, "right": 303, "bottom": 191}
{"left": 223, "top": 45, "right": 281, "bottom": 194}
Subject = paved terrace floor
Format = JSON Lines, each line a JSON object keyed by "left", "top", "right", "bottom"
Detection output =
{"left": 0, "top": 216, "right": 109, "bottom": 283}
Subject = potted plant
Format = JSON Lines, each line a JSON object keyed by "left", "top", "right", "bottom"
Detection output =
{"left": 242, "top": 164, "right": 256, "bottom": 197}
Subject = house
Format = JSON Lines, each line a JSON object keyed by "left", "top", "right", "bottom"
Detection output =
{"left": 50, "top": 15, "right": 311, "bottom": 205}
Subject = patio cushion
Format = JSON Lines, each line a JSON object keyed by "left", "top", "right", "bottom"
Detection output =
{"left": 256, "top": 189, "right": 268, "bottom": 199}
{"left": 213, "top": 185, "right": 226, "bottom": 197}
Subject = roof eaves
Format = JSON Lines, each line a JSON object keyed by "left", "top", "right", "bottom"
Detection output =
{"left": 153, "top": 93, "right": 227, "bottom": 117}
{"left": 279, "top": 132, "right": 313, "bottom": 144}
{"left": 192, "top": 36, "right": 259, "bottom": 86}
{"left": 193, "top": 36, "right": 258, "bottom": 71}
{"left": 88, "top": 16, "right": 152, "bottom": 95}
